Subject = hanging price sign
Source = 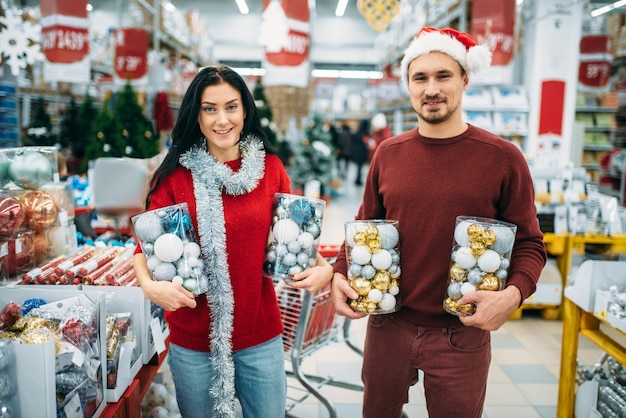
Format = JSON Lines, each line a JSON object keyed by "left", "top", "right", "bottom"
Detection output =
{"left": 40, "top": 0, "right": 89, "bottom": 63}
{"left": 113, "top": 28, "right": 148, "bottom": 80}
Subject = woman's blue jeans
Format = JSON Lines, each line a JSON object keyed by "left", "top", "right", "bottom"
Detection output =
{"left": 167, "top": 335, "right": 286, "bottom": 418}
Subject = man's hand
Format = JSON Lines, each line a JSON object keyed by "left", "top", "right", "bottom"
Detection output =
{"left": 331, "top": 273, "right": 367, "bottom": 320}
{"left": 457, "top": 285, "right": 521, "bottom": 331}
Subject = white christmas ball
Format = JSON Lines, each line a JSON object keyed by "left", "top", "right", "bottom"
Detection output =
{"left": 454, "top": 220, "right": 474, "bottom": 247}
{"left": 389, "top": 284, "right": 400, "bottom": 295}
{"left": 172, "top": 275, "right": 184, "bottom": 285}
{"left": 154, "top": 233, "right": 184, "bottom": 263}
{"left": 447, "top": 281, "right": 463, "bottom": 299}
{"left": 350, "top": 245, "right": 371, "bottom": 265}
{"left": 296, "top": 252, "right": 310, "bottom": 266}
{"left": 461, "top": 282, "right": 477, "bottom": 295}
{"left": 377, "top": 224, "right": 399, "bottom": 249}
{"left": 282, "top": 252, "right": 297, "bottom": 266}
{"left": 297, "top": 231, "right": 315, "bottom": 249}
{"left": 500, "top": 258, "right": 510, "bottom": 270}
{"left": 390, "top": 266, "right": 401, "bottom": 279}
{"left": 275, "top": 243, "right": 288, "bottom": 257}
{"left": 183, "top": 241, "right": 201, "bottom": 258}
{"left": 361, "top": 264, "right": 376, "bottom": 279}
{"left": 368, "top": 288, "right": 383, "bottom": 303}
{"left": 287, "top": 240, "right": 302, "bottom": 254}
{"left": 186, "top": 256, "right": 199, "bottom": 268}
{"left": 477, "top": 249, "right": 501, "bottom": 273}
{"left": 348, "top": 263, "right": 362, "bottom": 277}
{"left": 371, "top": 249, "right": 392, "bottom": 270}
{"left": 454, "top": 246, "right": 477, "bottom": 269}
{"left": 183, "top": 278, "right": 198, "bottom": 292}
{"left": 153, "top": 262, "right": 177, "bottom": 281}
{"left": 467, "top": 268, "right": 484, "bottom": 285}
{"left": 379, "top": 293, "right": 396, "bottom": 311}
{"left": 176, "top": 259, "right": 192, "bottom": 278}
{"left": 147, "top": 255, "right": 162, "bottom": 271}
{"left": 273, "top": 218, "right": 300, "bottom": 243}
{"left": 134, "top": 212, "right": 164, "bottom": 243}
{"left": 146, "top": 383, "right": 168, "bottom": 407}
{"left": 489, "top": 225, "right": 516, "bottom": 255}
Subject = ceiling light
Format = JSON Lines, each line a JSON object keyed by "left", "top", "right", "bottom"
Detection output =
{"left": 591, "top": 0, "right": 626, "bottom": 17}
{"left": 235, "top": 0, "right": 249, "bottom": 15}
{"left": 335, "top": 0, "right": 349, "bottom": 17}
{"left": 312, "top": 69, "right": 383, "bottom": 79}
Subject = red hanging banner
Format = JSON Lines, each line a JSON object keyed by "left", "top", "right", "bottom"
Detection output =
{"left": 470, "top": 0, "right": 516, "bottom": 67}
{"left": 261, "top": 0, "right": 311, "bottom": 87}
{"left": 113, "top": 28, "right": 148, "bottom": 81}
{"left": 40, "top": 0, "right": 89, "bottom": 64}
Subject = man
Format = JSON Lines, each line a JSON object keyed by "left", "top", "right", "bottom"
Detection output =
{"left": 331, "top": 27, "right": 547, "bottom": 418}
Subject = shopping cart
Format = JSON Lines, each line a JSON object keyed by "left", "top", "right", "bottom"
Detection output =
{"left": 274, "top": 244, "right": 364, "bottom": 418}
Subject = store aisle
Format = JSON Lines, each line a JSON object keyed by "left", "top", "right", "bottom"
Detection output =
{"left": 284, "top": 162, "right": 605, "bottom": 418}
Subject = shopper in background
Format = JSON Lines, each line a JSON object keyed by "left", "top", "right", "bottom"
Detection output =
{"left": 336, "top": 123, "right": 352, "bottom": 178}
{"left": 369, "top": 112, "right": 392, "bottom": 160}
{"left": 351, "top": 119, "right": 371, "bottom": 186}
{"left": 133, "top": 65, "right": 333, "bottom": 418}
{"left": 331, "top": 27, "right": 547, "bottom": 418}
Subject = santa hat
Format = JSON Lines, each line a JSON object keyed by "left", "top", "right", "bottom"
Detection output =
{"left": 400, "top": 27, "right": 492, "bottom": 89}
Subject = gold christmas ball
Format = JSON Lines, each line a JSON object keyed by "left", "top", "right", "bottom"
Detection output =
{"left": 372, "top": 271, "right": 391, "bottom": 290}
{"left": 458, "top": 302, "right": 477, "bottom": 315}
{"left": 467, "top": 223, "right": 484, "bottom": 240}
{"left": 470, "top": 240, "right": 486, "bottom": 256}
{"left": 353, "top": 230, "right": 367, "bottom": 245}
{"left": 367, "top": 238, "right": 381, "bottom": 254}
{"left": 449, "top": 263, "right": 467, "bottom": 281}
{"left": 349, "top": 299, "right": 359, "bottom": 310}
{"left": 356, "top": 301, "right": 368, "bottom": 313}
{"left": 482, "top": 229, "right": 496, "bottom": 246}
{"left": 366, "top": 225, "right": 379, "bottom": 240}
{"left": 21, "top": 191, "right": 58, "bottom": 230}
{"left": 351, "top": 277, "right": 372, "bottom": 296}
{"left": 478, "top": 274, "right": 500, "bottom": 291}
{"left": 367, "top": 302, "right": 377, "bottom": 313}
{"left": 444, "top": 297, "right": 459, "bottom": 312}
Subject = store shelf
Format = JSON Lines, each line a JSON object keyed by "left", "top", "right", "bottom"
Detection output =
{"left": 558, "top": 257, "right": 626, "bottom": 418}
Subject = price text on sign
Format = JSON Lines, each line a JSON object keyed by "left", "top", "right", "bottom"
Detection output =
{"left": 41, "top": 26, "right": 89, "bottom": 63}
{"left": 116, "top": 56, "right": 144, "bottom": 73}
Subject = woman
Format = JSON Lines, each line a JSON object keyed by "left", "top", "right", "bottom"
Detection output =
{"left": 133, "top": 65, "right": 333, "bottom": 418}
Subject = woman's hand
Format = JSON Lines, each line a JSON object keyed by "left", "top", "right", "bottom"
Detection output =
{"left": 287, "top": 252, "right": 333, "bottom": 293}
{"left": 133, "top": 253, "right": 196, "bottom": 311}
{"left": 140, "top": 279, "right": 197, "bottom": 311}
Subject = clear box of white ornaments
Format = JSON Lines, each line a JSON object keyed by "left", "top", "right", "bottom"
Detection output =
{"left": 444, "top": 216, "right": 516, "bottom": 316}
{"left": 132, "top": 203, "right": 208, "bottom": 294}
{"left": 263, "top": 193, "right": 326, "bottom": 280}
{"left": 345, "top": 220, "right": 401, "bottom": 314}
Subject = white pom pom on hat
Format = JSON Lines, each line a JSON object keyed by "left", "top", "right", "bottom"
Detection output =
{"left": 400, "top": 27, "right": 492, "bottom": 89}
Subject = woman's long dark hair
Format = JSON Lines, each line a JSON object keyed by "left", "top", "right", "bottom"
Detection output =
{"left": 146, "top": 65, "right": 278, "bottom": 207}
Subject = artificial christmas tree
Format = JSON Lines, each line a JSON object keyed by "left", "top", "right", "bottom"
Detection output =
{"left": 24, "top": 96, "right": 56, "bottom": 146}
{"left": 289, "top": 113, "right": 336, "bottom": 195}
{"left": 84, "top": 82, "right": 159, "bottom": 163}
{"left": 253, "top": 79, "right": 291, "bottom": 164}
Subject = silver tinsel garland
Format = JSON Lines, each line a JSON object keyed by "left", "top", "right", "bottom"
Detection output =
{"left": 179, "top": 135, "right": 265, "bottom": 417}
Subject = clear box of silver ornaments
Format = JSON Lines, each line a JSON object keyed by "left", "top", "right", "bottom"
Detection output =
{"left": 344, "top": 220, "right": 401, "bottom": 314}
{"left": 444, "top": 216, "right": 517, "bottom": 316}
{"left": 263, "top": 193, "right": 326, "bottom": 280}
{"left": 132, "top": 203, "right": 208, "bottom": 294}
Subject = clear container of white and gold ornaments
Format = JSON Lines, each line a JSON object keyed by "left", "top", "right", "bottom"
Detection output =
{"left": 344, "top": 220, "right": 401, "bottom": 314}
{"left": 444, "top": 216, "right": 517, "bottom": 316}
{"left": 263, "top": 193, "right": 326, "bottom": 280}
{"left": 132, "top": 203, "right": 208, "bottom": 294}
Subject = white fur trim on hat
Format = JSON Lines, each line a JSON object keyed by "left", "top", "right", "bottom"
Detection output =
{"left": 400, "top": 28, "right": 492, "bottom": 89}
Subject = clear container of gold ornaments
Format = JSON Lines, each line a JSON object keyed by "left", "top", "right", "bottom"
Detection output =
{"left": 263, "top": 193, "right": 326, "bottom": 280}
{"left": 132, "top": 203, "right": 208, "bottom": 294}
{"left": 444, "top": 216, "right": 517, "bottom": 316}
{"left": 344, "top": 220, "right": 401, "bottom": 314}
